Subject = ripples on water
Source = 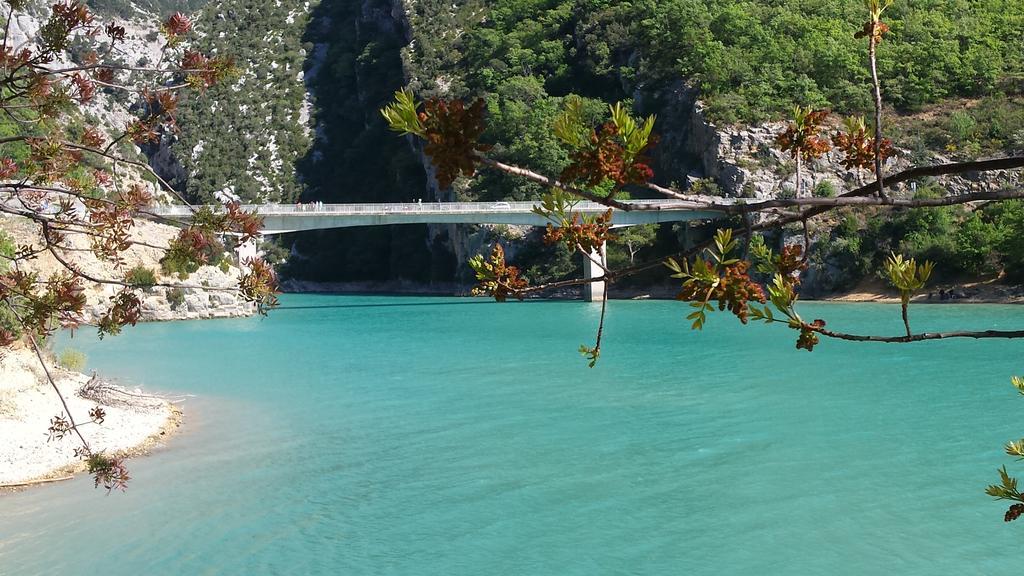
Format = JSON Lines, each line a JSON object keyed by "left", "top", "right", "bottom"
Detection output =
{"left": 1, "top": 296, "right": 1022, "bottom": 575}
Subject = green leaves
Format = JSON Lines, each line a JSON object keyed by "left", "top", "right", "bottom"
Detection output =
{"left": 552, "top": 95, "right": 590, "bottom": 150}
{"left": 864, "top": 0, "right": 895, "bottom": 21}
{"left": 469, "top": 244, "right": 528, "bottom": 302}
{"left": 666, "top": 256, "right": 716, "bottom": 330}
{"left": 608, "top": 102, "right": 655, "bottom": 157}
{"left": 1012, "top": 376, "right": 1024, "bottom": 395}
{"left": 884, "top": 252, "right": 935, "bottom": 295}
{"left": 711, "top": 229, "right": 740, "bottom": 266}
{"left": 381, "top": 88, "right": 426, "bottom": 138}
{"left": 686, "top": 300, "right": 714, "bottom": 331}
{"left": 1006, "top": 440, "right": 1024, "bottom": 459}
{"left": 748, "top": 235, "right": 776, "bottom": 275}
{"left": 531, "top": 188, "right": 577, "bottom": 222}
{"left": 884, "top": 252, "right": 934, "bottom": 336}
{"left": 986, "top": 465, "right": 1021, "bottom": 500}
{"left": 579, "top": 344, "right": 600, "bottom": 368}
{"left": 748, "top": 304, "right": 775, "bottom": 324}
{"left": 553, "top": 98, "right": 656, "bottom": 189}
{"left": 766, "top": 273, "right": 797, "bottom": 317}
{"left": 988, "top": 376, "right": 1024, "bottom": 521}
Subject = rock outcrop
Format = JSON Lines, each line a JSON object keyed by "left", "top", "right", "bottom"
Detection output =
{"left": 1, "top": 214, "right": 255, "bottom": 324}
{"left": 649, "top": 81, "right": 1023, "bottom": 201}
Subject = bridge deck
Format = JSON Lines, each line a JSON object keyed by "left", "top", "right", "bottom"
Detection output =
{"left": 152, "top": 200, "right": 730, "bottom": 234}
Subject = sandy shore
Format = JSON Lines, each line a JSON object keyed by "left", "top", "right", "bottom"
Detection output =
{"left": 811, "top": 279, "right": 1024, "bottom": 305}
{"left": 0, "top": 346, "right": 179, "bottom": 489}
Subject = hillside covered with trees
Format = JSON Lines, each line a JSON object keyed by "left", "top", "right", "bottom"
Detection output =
{"left": 157, "top": 0, "right": 1024, "bottom": 290}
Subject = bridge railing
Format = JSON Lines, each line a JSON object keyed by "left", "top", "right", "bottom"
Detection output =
{"left": 150, "top": 199, "right": 694, "bottom": 217}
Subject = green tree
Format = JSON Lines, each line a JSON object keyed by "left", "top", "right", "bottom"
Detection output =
{"left": 612, "top": 224, "right": 658, "bottom": 264}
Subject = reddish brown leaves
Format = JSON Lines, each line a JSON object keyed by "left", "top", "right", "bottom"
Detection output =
{"left": 93, "top": 66, "right": 114, "bottom": 84}
{"left": 97, "top": 289, "right": 141, "bottom": 338}
{"left": 239, "top": 257, "right": 279, "bottom": 313}
{"left": 160, "top": 203, "right": 265, "bottom": 279}
{"left": 85, "top": 190, "right": 139, "bottom": 262}
{"left": 70, "top": 73, "right": 95, "bottom": 103}
{"left": 833, "top": 119, "right": 895, "bottom": 171}
{"left": 161, "top": 227, "right": 218, "bottom": 276}
{"left": 80, "top": 126, "right": 106, "bottom": 148}
{"left": 40, "top": 1, "right": 93, "bottom": 55}
{"left": 796, "top": 319, "right": 826, "bottom": 351}
{"left": 1, "top": 270, "right": 87, "bottom": 337}
{"left": 125, "top": 119, "right": 159, "bottom": 145}
{"left": 543, "top": 209, "right": 614, "bottom": 254}
{"left": 125, "top": 90, "right": 184, "bottom": 144}
{"left": 87, "top": 453, "right": 130, "bottom": 492}
{"left": 561, "top": 123, "right": 654, "bottom": 188}
{"left": 181, "top": 49, "right": 207, "bottom": 72}
{"left": 0, "top": 2, "right": 256, "bottom": 492}
{"left": 776, "top": 108, "right": 832, "bottom": 162}
{"left": 178, "top": 51, "right": 235, "bottom": 90}
{"left": 88, "top": 406, "right": 106, "bottom": 424}
{"left": 854, "top": 20, "right": 890, "bottom": 44}
{"left": 469, "top": 244, "right": 529, "bottom": 302}
{"left": 420, "top": 98, "right": 491, "bottom": 189}
{"left": 777, "top": 244, "right": 808, "bottom": 285}
{"left": 0, "top": 46, "right": 32, "bottom": 70}
{"left": 47, "top": 413, "right": 72, "bottom": 440}
{"left": 1005, "top": 503, "right": 1024, "bottom": 522}
{"left": 104, "top": 22, "right": 125, "bottom": 43}
{"left": 677, "top": 260, "right": 767, "bottom": 324}
{"left": 223, "top": 201, "right": 263, "bottom": 242}
{"left": 163, "top": 12, "right": 193, "bottom": 37}
{"left": 0, "top": 158, "right": 17, "bottom": 179}
{"left": 26, "top": 75, "right": 54, "bottom": 104}
{"left": 118, "top": 184, "right": 153, "bottom": 212}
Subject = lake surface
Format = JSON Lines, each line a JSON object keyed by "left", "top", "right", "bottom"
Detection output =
{"left": 1, "top": 295, "right": 1023, "bottom": 575}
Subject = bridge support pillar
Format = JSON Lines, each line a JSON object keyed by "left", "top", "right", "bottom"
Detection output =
{"left": 582, "top": 242, "right": 607, "bottom": 302}
{"left": 236, "top": 236, "right": 259, "bottom": 270}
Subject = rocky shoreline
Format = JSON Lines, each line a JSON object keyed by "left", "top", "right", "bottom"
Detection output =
{"left": 0, "top": 214, "right": 254, "bottom": 491}
{"left": 0, "top": 346, "right": 180, "bottom": 490}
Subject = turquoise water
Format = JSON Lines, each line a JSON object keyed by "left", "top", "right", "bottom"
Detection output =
{"left": 1, "top": 295, "right": 1023, "bottom": 575}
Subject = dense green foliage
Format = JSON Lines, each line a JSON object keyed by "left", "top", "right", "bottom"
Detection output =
{"left": 813, "top": 188, "right": 1024, "bottom": 290}
{"left": 892, "top": 95, "right": 1024, "bottom": 159}
{"left": 126, "top": 265, "right": 158, "bottom": 289}
{"left": 87, "top": 0, "right": 206, "bottom": 16}
{"left": 170, "top": 0, "right": 311, "bottom": 204}
{"left": 85, "top": 0, "right": 206, "bottom": 17}
{"left": 396, "top": 0, "right": 1024, "bottom": 284}
{"left": 408, "top": 0, "right": 1023, "bottom": 124}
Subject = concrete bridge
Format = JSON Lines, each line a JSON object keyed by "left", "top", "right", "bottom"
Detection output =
{"left": 152, "top": 200, "right": 732, "bottom": 301}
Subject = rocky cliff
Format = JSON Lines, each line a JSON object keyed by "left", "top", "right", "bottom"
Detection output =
{"left": 648, "top": 81, "right": 1023, "bottom": 202}
{"left": 1, "top": 214, "right": 255, "bottom": 324}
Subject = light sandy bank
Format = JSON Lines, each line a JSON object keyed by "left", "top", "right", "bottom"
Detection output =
{"left": 0, "top": 346, "right": 179, "bottom": 488}
{"left": 814, "top": 278, "right": 1024, "bottom": 305}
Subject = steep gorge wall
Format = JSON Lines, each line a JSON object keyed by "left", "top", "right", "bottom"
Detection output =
{"left": 283, "top": 0, "right": 458, "bottom": 284}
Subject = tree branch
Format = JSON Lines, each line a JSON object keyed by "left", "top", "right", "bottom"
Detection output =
{"left": 815, "top": 326, "right": 1024, "bottom": 343}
